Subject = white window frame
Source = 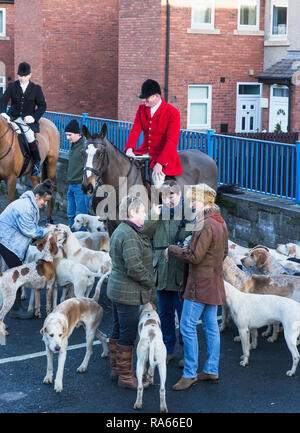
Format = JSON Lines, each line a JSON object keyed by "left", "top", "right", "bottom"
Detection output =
{"left": 0, "top": 76, "right": 5, "bottom": 97}
{"left": 187, "top": 84, "right": 212, "bottom": 130}
{"left": 238, "top": 0, "right": 260, "bottom": 31}
{"left": 191, "top": 0, "right": 215, "bottom": 30}
{"left": 270, "top": 0, "right": 288, "bottom": 39}
{"left": 0, "top": 8, "right": 6, "bottom": 37}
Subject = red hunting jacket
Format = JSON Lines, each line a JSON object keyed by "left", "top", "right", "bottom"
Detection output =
{"left": 125, "top": 99, "right": 183, "bottom": 176}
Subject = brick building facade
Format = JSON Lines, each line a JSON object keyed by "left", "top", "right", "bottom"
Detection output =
{"left": 0, "top": 0, "right": 14, "bottom": 96}
{"left": 1, "top": 0, "right": 299, "bottom": 134}
{"left": 13, "top": 0, "right": 119, "bottom": 118}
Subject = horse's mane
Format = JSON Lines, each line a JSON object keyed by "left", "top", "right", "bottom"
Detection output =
{"left": 103, "top": 136, "right": 131, "bottom": 162}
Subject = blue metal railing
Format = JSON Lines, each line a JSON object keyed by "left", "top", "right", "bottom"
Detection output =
{"left": 42, "top": 111, "right": 300, "bottom": 204}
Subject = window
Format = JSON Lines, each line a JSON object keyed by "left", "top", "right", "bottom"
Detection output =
{"left": 271, "top": 0, "right": 288, "bottom": 37}
{"left": 238, "top": 0, "right": 260, "bottom": 31}
{"left": 0, "top": 8, "right": 6, "bottom": 37}
{"left": 191, "top": 0, "right": 215, "bottom": 29}
{"left": 0, "top": 76, "right": 5, "bottom": 97}
{"left": 187, "top": 85, "right": 212, "bottom": 130}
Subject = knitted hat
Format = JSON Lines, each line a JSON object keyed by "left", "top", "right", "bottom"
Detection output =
{"left": 186, "top": 183, "right": 216, "bottom": 206}
{"left": 65, "top": 119, "right": 81, "bottom": 134}
{"left": 17, "top": 62, "right": 31, "bottom": 76}
{"left": 139, "top": 79, "right": 161, "bottom": 99}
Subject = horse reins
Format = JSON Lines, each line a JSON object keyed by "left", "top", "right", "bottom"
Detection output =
{"left": 0, "top": 125, "right": 15, "bottom": 161}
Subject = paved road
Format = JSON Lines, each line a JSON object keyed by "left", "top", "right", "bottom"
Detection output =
{"left": 0, "top": 188, "right": 299, "bottom": 417}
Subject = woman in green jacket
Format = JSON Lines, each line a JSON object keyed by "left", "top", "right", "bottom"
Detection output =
{"left": 107, "top": 195, "right": 156, "bottom": 389}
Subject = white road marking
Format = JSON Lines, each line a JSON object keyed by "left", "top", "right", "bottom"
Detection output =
{"left": 0, "top": 341, "right": 102, "bottom": 365}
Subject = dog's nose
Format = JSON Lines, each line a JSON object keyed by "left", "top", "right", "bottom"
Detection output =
{"left": 54, "top": 345, "right": 61, "bottom": 352}
{"left": 97, "top": 227, "right": 100, "bottom": 231}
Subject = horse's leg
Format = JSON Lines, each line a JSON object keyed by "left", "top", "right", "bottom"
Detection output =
{"left": 44, "top": 156, "right": 57, "bottom": 223}
{"left": 6, "top": 175, "right": 17, "bottom": 206}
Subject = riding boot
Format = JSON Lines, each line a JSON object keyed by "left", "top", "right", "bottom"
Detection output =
{"left": 29, "top": 140, "right": 41, "bottom": 177}
{"left": 109, "top": 338, "right": 118, "bottom": 382}
{"left": 9, "top": 288, "right": 34, "bottom": 319}
{"left": 116, "top": 344, "right": 139, "bottom": 389}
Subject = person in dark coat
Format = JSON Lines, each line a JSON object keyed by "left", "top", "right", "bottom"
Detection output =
{"left": 0, "top": 62, "right": 47, "bottom": 177}
{"left": 143, "top": 180, "right": 191, "bottom": 367}
{"left": 165, "top": 184, "right": 228, "bottom": 391}
{"left": 65, "top": 119, "right": 90, "bottom": 229}
{"left": 107, "top": 195, "right": 156, "bottom": 389}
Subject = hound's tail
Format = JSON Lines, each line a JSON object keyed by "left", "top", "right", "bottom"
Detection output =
{"left": 93, "top": 272, "right": 110, "bottom": 303}
{"left": 148, "top": 331, "right": 158, "bottom": 368}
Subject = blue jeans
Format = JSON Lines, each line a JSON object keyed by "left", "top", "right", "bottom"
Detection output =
{"left": 67, "top": 184, "right": 90, "bottom": 229}
{"left": 180, "top": 299, "right": 220, "bottom": 378}
{"left": 157, "top": 290, "right": 183, "bottom": 355}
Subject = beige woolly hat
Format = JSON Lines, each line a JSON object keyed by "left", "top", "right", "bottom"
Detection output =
{"left": 186, "top": 183, "right": 216, "bottom": 206}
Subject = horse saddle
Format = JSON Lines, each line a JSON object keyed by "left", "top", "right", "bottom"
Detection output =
{"left": 9, "top": 123, "right": 32, "bottom": 177}
{"left": 133, "top": 154, "right": 152, "bottom": 184}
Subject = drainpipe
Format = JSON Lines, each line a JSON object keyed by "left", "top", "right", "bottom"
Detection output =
{"left": 287, "top": 81, "right": 291, "bottom": 132}
{"left": 165, "top": 0, "right": 170, "bottom": 103}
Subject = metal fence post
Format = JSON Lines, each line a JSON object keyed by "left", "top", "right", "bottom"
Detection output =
{"left": 82, "top": 113, "right": 88, "bottom": 126}
{"left": 295, "top": 141, "right": 300, "bottom": 204}
{"left": 206, "top": 129, "right": 215, "bottom": 159}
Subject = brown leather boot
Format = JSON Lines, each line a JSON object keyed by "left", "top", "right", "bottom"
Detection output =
{"left": 109, "top": 338, "right": 118, "bottom": 382}
{"left": 116, "top": 344, "right": 138, "bottom": 389}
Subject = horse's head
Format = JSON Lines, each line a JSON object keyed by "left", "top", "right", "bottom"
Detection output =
{"left": 81, "top": 123, "right": 108, "bottom": 195}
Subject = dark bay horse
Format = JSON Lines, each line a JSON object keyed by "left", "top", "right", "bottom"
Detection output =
{"left": 81, "top": 123, "right": 219, "bottom": 234}
{"left": 0, "top": 115, "right": 60, "bottom": 222}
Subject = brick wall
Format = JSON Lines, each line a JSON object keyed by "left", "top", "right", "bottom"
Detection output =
{"left": 290, "top": 82, "right": 300, "bottom": 134}
{"left": 118, "top": 0, "right": 264, "bottom": 133}
{"left": 14, "top": 0, "right": 119, "bottom": 119}
{"left": 0, "top": 2, "right": 14, "bottom": 86}
{"left": 118, "top": 0, "right": 165, "bottom": 123}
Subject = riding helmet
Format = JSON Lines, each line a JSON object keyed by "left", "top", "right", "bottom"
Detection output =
{"left": 17, "top": 62, "right": 31, "bottom": 76}
{"left": 139, "top": 79, "right": 161, "bottom": 99}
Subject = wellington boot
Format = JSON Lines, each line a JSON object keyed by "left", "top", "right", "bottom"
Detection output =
{"left": 109, "top": 338, "right": 118, "bottom": 382}
{"left": 116, "top": 343, "right": 149, "bottom": 390}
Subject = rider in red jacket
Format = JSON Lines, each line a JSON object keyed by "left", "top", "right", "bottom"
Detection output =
{"left": 125, "top": 79, "right": 182, "bottom": 187}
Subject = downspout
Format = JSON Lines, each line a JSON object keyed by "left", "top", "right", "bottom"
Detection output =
{"left": 165, "top": 0, "right": 170, "bottom": 103}
{"left": 287, "top": 81, "right": 291, "bottom": 132}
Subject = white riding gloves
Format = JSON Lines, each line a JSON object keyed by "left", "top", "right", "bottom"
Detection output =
{"left": 24, "top": 115, "right": 35, "bottom": 124}
{"left": 126, "top": 148, "right": 135, "bottom": 157}
{"left": 1, "top": 113, "right": 11, "bottom": 122}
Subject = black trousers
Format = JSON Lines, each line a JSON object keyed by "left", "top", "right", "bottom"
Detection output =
{"left": 0, "top": 243, "right": 22, "bottom": 269}
{"left": 111, "top": 302, "right": 140, "bottom": 346}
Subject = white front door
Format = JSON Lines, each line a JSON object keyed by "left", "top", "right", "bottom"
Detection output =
{"left": 236, "top": 83, "right": 262, "bottom": 133}
{"left": 269, "top": 84, "right": 289, "bottom": 132}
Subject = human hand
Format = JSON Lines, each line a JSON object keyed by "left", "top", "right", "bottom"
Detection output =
{"left": 152, "top": 162, "right": 163, "bottom": 178}
{"left": 24, "top": 115, "right": 35, "bottom": 124}
{"left": 1, "top": 113, "right": 10, "bottom": 122}
{"left": 151, "top": 203, "right": 162, "bottom": 216}
{"left": 164, "top": 247, "right": 169, "bottom": 262}
{"left": 126, "top": 148, "right": 135, "bottom": 157}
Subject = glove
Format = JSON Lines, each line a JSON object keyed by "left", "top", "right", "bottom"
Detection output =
{"left": 24, "top": 115, "right": 35, "bottom": 124}
{"left": 126, "top": 148, "right": 135, "bottom": 157}
{"left": 1, "top": 113, "right": 11, "bottom": 122}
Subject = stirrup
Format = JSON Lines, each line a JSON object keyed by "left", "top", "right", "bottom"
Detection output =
{"left": 31, "top": 163, "right": 41, "bottom": 177}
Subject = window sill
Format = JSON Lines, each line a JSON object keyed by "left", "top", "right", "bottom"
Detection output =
{"left": 234, "top": 29, "right": 264, "bottom": 36}
{"left": 0, "top": 36, "right": 10, "bottom": 40}
{"left": 264, "top": 39, "right": 290, "bottom": 47}
{"left": 187, "top": 28, "right": 220, "bottom": 35}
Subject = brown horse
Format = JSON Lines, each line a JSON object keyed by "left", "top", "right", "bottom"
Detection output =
{"left": 0, "top": 115, "right": 60, "bottom": 222}
{"left": 81, "top": 123, "right": 219, "bottom": 234}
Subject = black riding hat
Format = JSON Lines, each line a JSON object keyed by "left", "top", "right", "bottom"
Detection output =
{"left": 17, "top": 62, "right": 31, "bottom": 76}
{"left": 139, "top": 79, "right": 161, "bottom": 99}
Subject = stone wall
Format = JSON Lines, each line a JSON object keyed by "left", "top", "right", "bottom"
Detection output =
{"left": 217, "top": 191, "right": 300, "bottom": 248}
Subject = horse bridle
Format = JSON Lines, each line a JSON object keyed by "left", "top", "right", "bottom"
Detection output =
{"left": 0, "top": 125, "right": 15, "bottom": 161}
{"left": 83, "top": 144, "right": 141, "bottom": 195}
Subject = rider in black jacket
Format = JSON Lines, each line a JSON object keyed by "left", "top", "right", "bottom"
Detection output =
{"left": 0, "top": 62, "right": 47, "bottom": 176}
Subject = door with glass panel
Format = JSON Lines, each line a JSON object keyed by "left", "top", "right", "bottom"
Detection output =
{"left": 269, "top": 84, "right": 289, "bottom": 132}
{"left": 236, "top": 83, "right": 261, "bottom": 132}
